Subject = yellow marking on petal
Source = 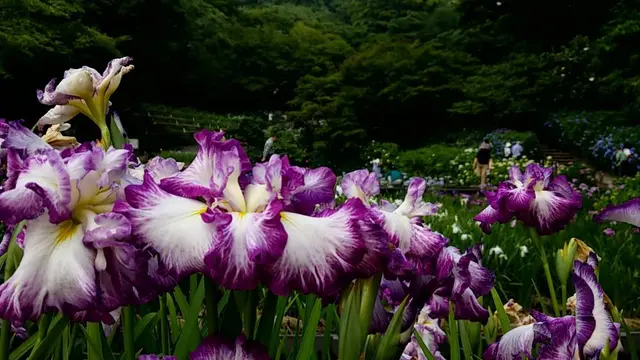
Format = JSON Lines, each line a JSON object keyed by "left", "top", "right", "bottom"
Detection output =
{"left": 55, "top": 220, "right": 79, "bottom": 245}
{"left": 191, "top": 206, "right": 208, "bottom": 216}
{"left": 280, "top": 212, "right": 290, "bottom": 224}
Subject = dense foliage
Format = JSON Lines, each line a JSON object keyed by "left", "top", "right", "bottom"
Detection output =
{"left": 2, "top": 0, "right": 640, "bottom": 168}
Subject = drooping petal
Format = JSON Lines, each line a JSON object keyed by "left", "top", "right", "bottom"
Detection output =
{"left": 594, "top": 198, "right": 640, "bottom": 228}
{"left": 37, "top": 105, "right": 81, "bottom": 127}
{"left": 0, "top": 214, "right": 97, "bottom": 323}
{"left": 453, "top": 287, "right": 489, "bottom": 323}
{"left": 265, "top": 198, "right": 367, "bottom": 297}
{"left": 484, "top": 324, "right": 535, "bottom": 360}
{"left": 341, "top": 169, "right": 380, "bottom": 203}
{"left": 521, "top": 188, "right": 581, "bottom": 235}
{"left": 474, "top": 193, "right": 514, "bottom": 234}
{"left": 379, "top": 210, "right": 447, "bottom": 275}
{"left": 534, "top": 316, "right": 577, "bottom": 360}
{"left": 1, "top": 121, "right": 52, "bottom": 155}
{"left": 115, "top": 172, "right": 220, "bottom": 281}
{"left": 190, "top": 334, "right": 270, "bottom": 360}
{"left": 573, "top": 260, "right": 619, "bottom": 358}
{"left": 0, "top": 149, "right": 71, "bottom": 224}
{"left": 204, "top": 200, "right": 287, "bottom": 290}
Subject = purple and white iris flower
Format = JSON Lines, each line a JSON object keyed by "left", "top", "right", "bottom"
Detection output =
{"left": 475, "top": 164, "right": 582, "bottom": 235}
{"left": 595, "top": 198, "right": 640, "bottom": 229}
{"left": 140, "top": 334, "right": 269, "bottom": 360}
{"left": 401, "top": 305, "right": 447, "bottom": 360}
{"left": 0, "top": 138, "right": 143, "bottom": 324}
{"left": 340, "top": 170, "right": 446, "bottom": 277}
{"left": 36, "top": 57, "right": 134, "bottom": 130}
{"left": 484, "top": 258, "right": 620, "bottom": 360}
{"left": 371, "top": 244, "right": 494, "bottom": 334}
{"left": 116, "top": 130, "right": 365, "bottom": 297}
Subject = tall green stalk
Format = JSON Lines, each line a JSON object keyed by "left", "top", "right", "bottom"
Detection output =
{"left": 205, "top": 279, "right": 219, "bottom": 336}
{"left": 86, "top": 323, "right": 103, "bottom": 360}
{"left": 159, "top": 295, "right": 170, "bottom": 354}
{"left": 0, "top": 222, "right": 25, "bottom": 360}
{"left": 530, "top": 229, "right": 560, "bottom": 317}
{"left": 122, "top": 306, "right": 136, "bottom": 360}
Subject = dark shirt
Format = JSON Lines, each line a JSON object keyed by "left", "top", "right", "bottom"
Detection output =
{"left": 476, "top": 148, "right": 491, "bottom": 165}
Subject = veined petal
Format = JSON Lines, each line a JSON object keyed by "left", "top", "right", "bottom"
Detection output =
{"left": 56, "top": 69, "right": 95, "bottom": 99}
{"left": 0, "top": 214, "right": 96, "bottom": 323}
{"left": 354, "top": 209, "right": 389, "bottom": 277}
{"left": 525, "top": 163, "right": 553, "bottom": 188}
{"left": 594, "top": 198, "right": 640, "bottom": 228}
{"left": 0, "top": 149, "right": 71, "bottom": 224}
{"left": 146, "top": 156, "right": 183, "bottom": 183}
{"left": 453, "top": 287, "right": 489, "bottom": 323}
{"left": 573, "top": 260, "right": 619, "bottom": 358}
{"left": 508, "top": 166, "right": 524, "bottom": 184}
{"left": 265, "top": 198, "right": 367, "bottom": 297}
{"left": 190, "top": 334, "right": 270, "bottom": 360}
{"left": 37, "top": 105, "right": 81, "bottom": 127}
{"left": 204, "top": 200, "right": 287, "bottom": 290}
{"left": 287, "top": 166, "right": 337, "bottom": 215}
{"left": 484, "top": 324, "right": 535, "bottom": 360}
{"left": 379, "top": 211, "right": 446, "bottom": 275}
{"left": 1, "top": 121, "right": 52, "bottom": 155}
{"left": 160, "top": 130, "right": 249, "bottom": 202}
{"left": 37, "top": 79, "right": 78, "bottom": 106}
{"left": 534, "top": 316, "right": 577, "bottom": 360}
{"left": 341, "top": 169, "right": 380, "bottom": 203}
{"left": 522, "top": 189, "right": 581, "bottom": 235}
{"left": 474, "top": 203, "right": 513, "bottom": 234}
{"left": 395, "top": 177, "right": 435, "bottom": 217}
{"left": 496, "top": 182, "right": 535, "bottom": 212}
{"left": 115, "top": 173, "right": 220, "bottom": 279}
{"left": 83, "top": 212, "right": 131, "bottom": 248}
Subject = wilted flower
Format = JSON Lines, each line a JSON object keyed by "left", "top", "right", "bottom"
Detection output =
{"left": 37, "top": 57, "right": 134, "bottom": 147}
{"left": 40, "top": 123, "right": 79, "bottom": 149}
{"left": 474, "top": 164, "right": 582, "bottom": 235}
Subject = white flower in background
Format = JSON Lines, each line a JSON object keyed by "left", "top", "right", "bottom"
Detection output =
{"left": 489, "top": 246, "right": 504, "bottom": 256}
{"left": 498, "top": 253, "right": 508, "bottom": 261}
{"left": 461, "top": 234, "right": 472, "bottom": 241}
{"left": 460, "top": 197, "right": 469, "bottom": 206}
{"left": 496, "top": 1, "right": 502, "bottom": 5}
{"left": 394, "top": 199, "right": 403, "bottom": 207}
{"left": 589, "top": 77, "right": 595, "bottom": 82}
{"left": 452, "top": 223, "right": 462, "bottom": 234}
{"left": 583, "top": 47, "right": 589, "bottom": 51}
{"left": 336, "top": 185, "right": 344, "bottom": 196}
{"left": 519, "top": 245, "right": 528, "bottom": 258}
{"left": 546, "top": 156, "right": 552, "bottom": 160}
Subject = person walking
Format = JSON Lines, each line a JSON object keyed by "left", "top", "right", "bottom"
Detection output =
{"left": 262, "top": 135, "right": 277, "bottom": 162}
{"left": 474, "top": 138, "right": 493, "bottom": 188}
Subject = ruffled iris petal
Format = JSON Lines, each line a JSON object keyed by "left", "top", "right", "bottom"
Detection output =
{"left": 265, "top": 198, "right": 366, "bottom": 297}
{"left": 484, "top": 324, "right": 535, "bottom": 360}
{"left": 190, "top": 334, "right": 270, "bottom": 360}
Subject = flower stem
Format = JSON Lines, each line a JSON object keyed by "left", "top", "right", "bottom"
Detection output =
{"left": 100, "top": 126, "right": 112, "bottom": 150}
{"left": 561, "top": 284, "right": 567, "bottom": 316}
{"left": 122, "top": 306, "right": 135, "bottom": 360}
{"left": 358, "top": 273, "right": 381, "bottom": 347}
{"left": 34, "top": 314, "right": 52, "bottom": 349}
{"left": 530, "top": 229, "right": 560, "bottom": 317}
{"left": 86, "top": 323, "right": 103, "bottom": 360}
{"left": 205, "top": 278, "right": 219, "bottom": 336}
{"left": 159, "top": 295, "right": 170, "bottom": 354}
{"left": 0, "top": 223, "right": 26, "bottom": 360}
